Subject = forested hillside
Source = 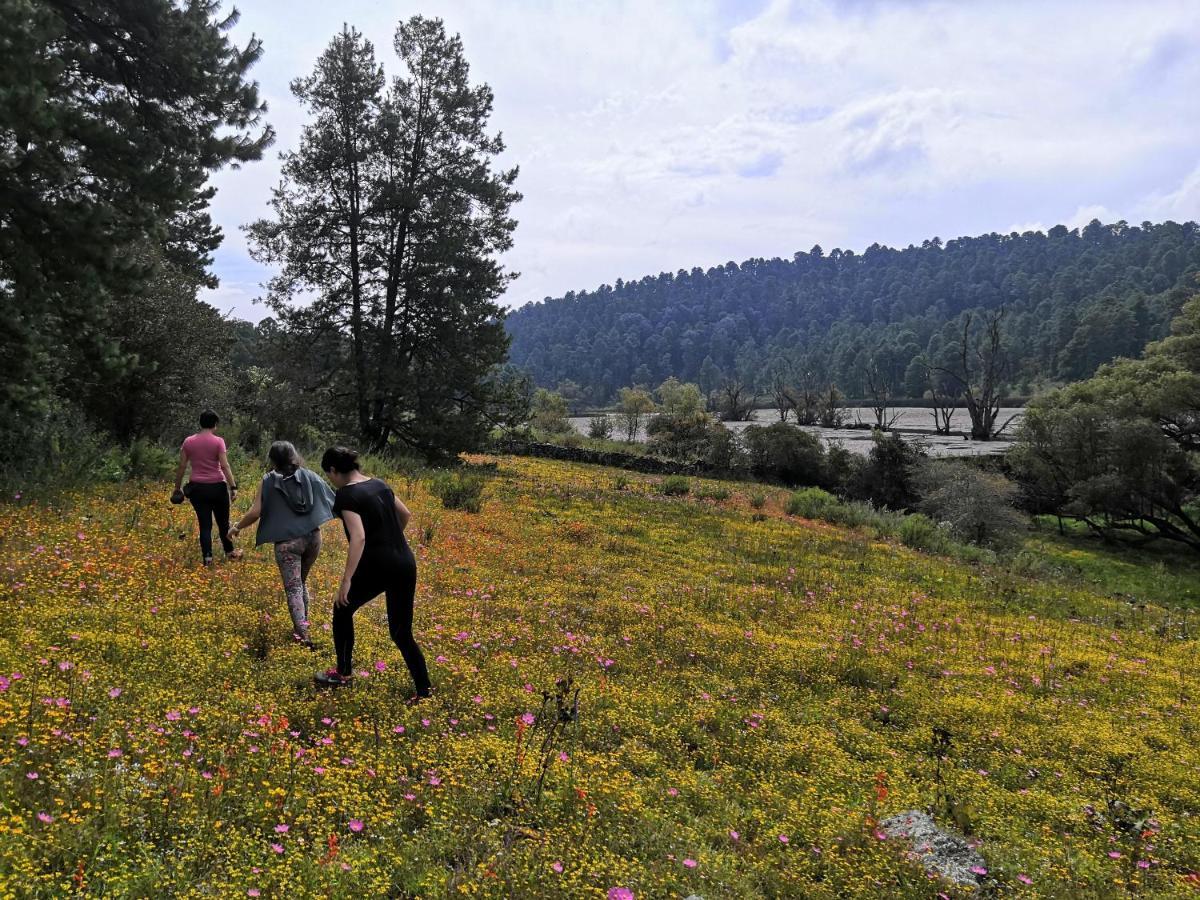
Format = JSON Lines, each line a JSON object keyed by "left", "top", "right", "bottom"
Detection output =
{"left": 506, "top": 220, "right": 1200, "bottom": 404}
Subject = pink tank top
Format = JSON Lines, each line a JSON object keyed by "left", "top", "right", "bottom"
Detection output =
{"left": 182, "top": 432, "right": 226, "bottom": 484}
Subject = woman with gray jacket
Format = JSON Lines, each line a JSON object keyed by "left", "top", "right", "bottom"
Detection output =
{"left": 227, "top": 442, "right": 336, "bottom": 647}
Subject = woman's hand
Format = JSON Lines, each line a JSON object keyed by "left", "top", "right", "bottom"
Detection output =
{"left": 337, "top": 510, "right": 366, "bottom": 610}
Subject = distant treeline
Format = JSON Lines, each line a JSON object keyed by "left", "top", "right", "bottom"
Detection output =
{"left": 505, "top": 220, "right": 1200, "bottom": 404}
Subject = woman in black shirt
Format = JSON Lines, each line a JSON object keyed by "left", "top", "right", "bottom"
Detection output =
{"left": 314, "top": 447, "right": 432, "bottom": 698}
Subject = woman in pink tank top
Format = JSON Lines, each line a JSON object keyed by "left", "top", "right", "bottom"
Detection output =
{"left": 172, "top": 410, "right": 244, "bottom": 566}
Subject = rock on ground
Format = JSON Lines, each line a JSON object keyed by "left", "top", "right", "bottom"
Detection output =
{"left": 880, "top": 810, "right": 985, "bottom": 886}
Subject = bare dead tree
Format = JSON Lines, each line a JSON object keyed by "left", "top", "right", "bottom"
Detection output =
{"left": 717, "top": 378, "right": 756, "bottom": 422}
{"left": 932, "top": 309, "right": 1019, "bottom": 440}
{"left": 921, "top": 358, "right": 959, "bottom": 435}
{"left": 793, "top": 372, "right": 823, "bottom": 426}
{"left": 818, "top": 384, "right": 846, "bottom": 428}
{"left": 771, "top": 373, "right": 795, "bottom": 423}
{"left": 864, "top": 364, "right": 901, "bottom": 429}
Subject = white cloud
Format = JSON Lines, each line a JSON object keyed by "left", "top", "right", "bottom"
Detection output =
{"left": 201, "top": 0, "right": 1200, "bottom": 321}
{"left": 1142, "top": 161, "right": 1200, "bottom": 222}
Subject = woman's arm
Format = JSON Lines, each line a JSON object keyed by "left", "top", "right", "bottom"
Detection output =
{"left": 394, "top": 496, "right": 412, "bottom": 531}
{"left": 173, "top": 448, "right": 188, "bottom": 491}
{"left": 219, "top": 450, "right": 237, "bottom": 498}
{"left": 336, "top": 511, "right": 367, "bottom": 608}
{"left": 229, "top": 483, "right": 263, "bottom": 541}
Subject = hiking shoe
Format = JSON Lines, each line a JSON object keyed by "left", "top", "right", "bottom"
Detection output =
{"left": 405, "top": 688, "right": 434, "bottom": 706}
{"left": 202, "top": 556, "right": 214, "bottom": 568}
{"left": 225, "top": 549, "right": 244, "bottom": 561}
{"left": 314, "top": 669, "right": 351, "bottom": 688}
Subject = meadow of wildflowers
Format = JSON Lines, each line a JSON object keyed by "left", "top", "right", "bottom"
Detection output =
{"left": 1, "top": 456, "right": 1197, "bottom": 897}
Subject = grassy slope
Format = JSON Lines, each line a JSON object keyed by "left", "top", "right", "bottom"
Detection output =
{"left": 0, "top": 456, "right": 1197, "bottom": 898}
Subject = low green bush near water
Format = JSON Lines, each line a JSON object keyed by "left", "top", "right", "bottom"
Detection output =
{"left": 897, "top": 513, "right": 951, "bottom": 553}
{"left": 786, "top": 487, "right": 839, "bottom": 519}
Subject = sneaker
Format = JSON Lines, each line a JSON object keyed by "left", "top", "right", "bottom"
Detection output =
{"left": 225, "top": 549, "right": 244, "bottom": 561}
{"left": 202, "top": 557, "right": 214, "bottom": 568}
{"left": 405, "top": 688, "right": 434, "bottom": 706}
{"left": 314, "top": 669, "right": 351, "bottom": 688}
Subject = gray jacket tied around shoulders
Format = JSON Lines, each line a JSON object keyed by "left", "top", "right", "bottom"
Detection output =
{"left": 255, "top": 468, "right": 337, "bottom": 545}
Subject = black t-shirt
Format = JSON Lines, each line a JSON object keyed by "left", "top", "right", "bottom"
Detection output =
{"left": 332, "top": 478, "right": 408, "bottom": 554}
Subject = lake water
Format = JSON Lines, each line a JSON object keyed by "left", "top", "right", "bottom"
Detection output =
{"left": 569, "top": 407, "right": 1025, "bottom": 458}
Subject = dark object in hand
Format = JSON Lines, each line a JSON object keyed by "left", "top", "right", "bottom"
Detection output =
{"left": 170, "top": 488, "right": 186, "bottom": 505}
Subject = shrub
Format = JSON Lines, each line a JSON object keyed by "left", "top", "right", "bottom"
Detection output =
{"left": 848, "top": 432, "right": 927, "bottom": 510}
{"left": 646, "top": 411, "right": 747, "bottom": 475}
{"left": 748, "top": 489, "right": 768, "bottom": 510}
{"left": 698, "top": 484, "right": 731, "bottom": 501}
{"left": 824, "top": 499, "right": 880, "bottom": 530}
{"left": 700, "top": 425, "right": 748, "bottom": 475}
{"left": 898, "top": 513, "right": 951, "bottom": 553}
{"left": 823, "top": 443, "right": 862, "bottom": 494}
{"left": 0, "top": 404, "right": 109, "bottom": 491}
{"left": 660, "top": 475, "right": 691, "bottom": 496}
{"left": 428, "top": 470, "right": 487, "bottom": 512}
{"left": 531, "top": 388, "right": 573, "bottom": 435}
{"left": 915, "top": 460, "right": 1027, "bottom": 549}
{"left": 587, "top": 415, "right": 614, "bottom": 440}
{"left": 125, "top": 439, "right": 177, "bottom": 479}
{"left": 786, "top": 487, "right": 839, "bottom": 519}
{"left": 742, "top": 422, "right": 826, "bottom": 487}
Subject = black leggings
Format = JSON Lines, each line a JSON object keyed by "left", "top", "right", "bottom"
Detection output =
{"left": 333, "top": 548, "right": 431, "bottom": 695}
{"left": 187, "top": 481, "right": 233, "bottom": 561}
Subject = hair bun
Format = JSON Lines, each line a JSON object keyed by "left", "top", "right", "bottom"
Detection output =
{"left": 320, "top": 446, "right": 361, "bottom": 474}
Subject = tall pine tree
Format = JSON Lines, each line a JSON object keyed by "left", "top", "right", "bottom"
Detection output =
{"left": 0, "top": 0, "right": 273, "bottom": 428}
{"left": 247, "top": 17, "right": 520, "bottom": 456}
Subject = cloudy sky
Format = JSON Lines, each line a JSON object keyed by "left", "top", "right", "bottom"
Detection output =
{"left": 202, "top": 0, "right": 1200, "bottom": 321}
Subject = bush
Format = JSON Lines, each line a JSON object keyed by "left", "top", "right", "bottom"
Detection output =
{"left": 660, "top": 475, "right": 691, "bottom": 496}
{"left": 587, "top": 415, "right": 614, "bottom": 440}
{"left": 915, "top": 460, "right": 1027, "bottom": 549}
{"left": 531, "top": 389, "right": 573, "bottom": 435}
{"left": 848, "top": 432, "right": 927, "bottom": 510}
{"left": 742, "top": 422, "right": 826, "bottom": 487}
{"left": 0, "top": 405, "right": 109, "bottom": 491}
{"left": 646, "top": 412, "right": 747, "bottom": 475}
{"left": 898, "top": 513, "right": 951, "bottom": 553}
{"left": 748, "top": 489, "right": 768, "bottom": 510}
{"left": 697, "top": 484, "right": 731, "bottom": 501}
{"left": 824, "top": 499, "right": 883, "bottom": 530}
{"left": 428, "top": 470, "right": 487, "bottom": 512}
{"left": 125, "top": 439, "right": 177, "bottom": 479}
{"left": 700, "top": 425, "right": 747, "bottom": 475}
{"left": 823, "top": 443, "right": 862, "bottom": 494}
{"left": 786, "top": 487, "right": 839, "bottom": 519}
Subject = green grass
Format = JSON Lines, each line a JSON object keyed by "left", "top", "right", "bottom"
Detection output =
{"left": 1018, "top": 519, "right": 1200, "bottom": 609}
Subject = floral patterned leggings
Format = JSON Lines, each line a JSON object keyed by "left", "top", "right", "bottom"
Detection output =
{"left": 274, "top": 529, "right": 321, "bottom": 642}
